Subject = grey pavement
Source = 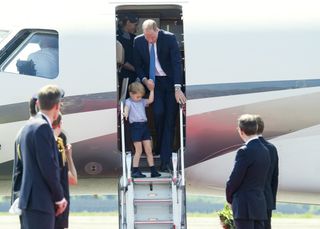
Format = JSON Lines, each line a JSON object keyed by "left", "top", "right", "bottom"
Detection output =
{"left": 1, "top": 215, "right": 320, "bottom": 229}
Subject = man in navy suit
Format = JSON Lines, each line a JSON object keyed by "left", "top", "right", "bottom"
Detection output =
{"left": 18, "top": 85, "right": 67, "bottom": 229}
{"left": 133, "top": 19, "right": 186, "bottom": 171}
{"left": 255, "top": 115, "right": 279, "bottom": 229}
{"left": 226, "top": 114, "right": 270, "bottom": 229}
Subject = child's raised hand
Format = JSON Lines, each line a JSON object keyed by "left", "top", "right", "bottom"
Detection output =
{"left": 123, "top": 112, "right": 128, "bottom": 120}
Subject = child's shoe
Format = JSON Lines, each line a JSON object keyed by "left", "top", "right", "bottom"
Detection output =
{"left": 132, "top": 168, "right": 146, "bottom": 178}
{"left": 150, "top": 166, "right": 161, "bottom": 177}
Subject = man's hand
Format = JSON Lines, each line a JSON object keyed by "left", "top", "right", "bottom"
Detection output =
{"left": 143, "top": 79, "right": 155, "bottom": 91}
{"left": 55, "top": 198, "right": 68, "bottom": 216}
{"left": 175, "top": 88, "right": 186, "bottom": 104}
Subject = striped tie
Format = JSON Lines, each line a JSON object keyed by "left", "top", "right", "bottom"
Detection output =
{"left": 149, "top": 43, "right": 155, "bottom": 84}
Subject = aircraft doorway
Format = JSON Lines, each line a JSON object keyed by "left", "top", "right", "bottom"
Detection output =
{"left": 116, "top": 5, "right": 186, "bottom": 156}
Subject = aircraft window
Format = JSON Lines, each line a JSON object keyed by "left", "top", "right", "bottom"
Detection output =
{"left": 0, "top": 30, "right": 9, "bottom": 43}
{"left": 2, "top": 32, "right": 59, "bottom": 79}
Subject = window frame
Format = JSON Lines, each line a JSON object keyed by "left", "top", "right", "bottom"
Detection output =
{"left": 0, "top": 29, "right": 59, "bottom": 79}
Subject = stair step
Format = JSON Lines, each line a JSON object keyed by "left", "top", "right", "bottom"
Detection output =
{"left": 135, "top": 220, "right": 174, "bottom": 225}
{"left": 140, "top": 154, "right": 160, "bottom": 159}
{"left": 133, "top": 177, "right": 172, "bottom": 184}
{"left": 134, "top": 198, "right": 172, "bottom": 204}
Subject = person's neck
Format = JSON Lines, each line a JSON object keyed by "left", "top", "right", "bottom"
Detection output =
{"left": 40, "top": 110, "right": 54, "bottom": 124}
{"left": 123, "top": 27, "right": 130, "bottom": 33}
{"left": 242, "top": 134, "right": 258, "bottom": 143}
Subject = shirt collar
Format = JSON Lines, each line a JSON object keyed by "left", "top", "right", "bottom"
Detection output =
{"left": 38, "top": 111, "right": 52, "bottom": 128}
{"left": 245, "top": 135, "right": 259, "bottom": 145}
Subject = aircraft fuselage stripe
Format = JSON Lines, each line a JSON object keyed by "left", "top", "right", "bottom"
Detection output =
{"left": 1, "top": 79, "right": 320, "bottom": 124}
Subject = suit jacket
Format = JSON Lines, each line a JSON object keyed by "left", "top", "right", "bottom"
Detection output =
{"left": 11, "top": 128, "right": 23, "bottom": 204}
{"left": 226, "top": 138, "right": 270, "bottom": 220}
{"left": 18, "top": 114, "right": 64, "bottom": 214}
{"left": 259, "top": 136, "right": 279, "bottom": 210}
{"left": 133, "top": 29, "right": 182, "bottom": 85}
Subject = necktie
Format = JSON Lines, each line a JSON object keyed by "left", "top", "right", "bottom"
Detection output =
{"left": 149, "top": 43, "right": 155, "bottom": 83}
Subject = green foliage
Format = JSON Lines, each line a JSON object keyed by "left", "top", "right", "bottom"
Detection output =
{"left": 217, "top": 203, "right": 235, "bottom": 229}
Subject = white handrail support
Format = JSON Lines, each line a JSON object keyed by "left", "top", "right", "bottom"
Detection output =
{"left": 179, "top": 104, "right": 185, "bottom": 186}
{"left": 120, "top": 100, "right": 127, "bottom": 188}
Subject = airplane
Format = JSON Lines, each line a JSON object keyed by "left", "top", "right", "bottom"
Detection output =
{"left": 0, "top": 0, "right": 320, "bottom": 205}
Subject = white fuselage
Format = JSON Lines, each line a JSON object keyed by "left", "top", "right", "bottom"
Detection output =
{"left": 1, "top": 0, "right": 320, "bottom": 204}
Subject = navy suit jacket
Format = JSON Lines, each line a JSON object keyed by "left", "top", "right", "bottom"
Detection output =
{"left": 18, "top": 114, "right": 64, "bottom": 214}
{"left": 226, "top": 138, "right": 270, "bottom": 220}
{"left": 11, "top": 129, "right": 23, "bottom": 204}
{"left": 133, "top": 29, "right": 182, "bottom": 85}
{"left": 259, "top": 136, "right": 279, "bottom": 210}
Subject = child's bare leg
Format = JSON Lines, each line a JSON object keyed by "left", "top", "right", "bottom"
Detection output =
{"left": 133, "top": 141, "right": 143, "bottom": 167}
{"left": 142, "top": 140, "right": 154, "bottom": 166}
{"left": 143, "top": 140, "right": 160, "bottom": 177}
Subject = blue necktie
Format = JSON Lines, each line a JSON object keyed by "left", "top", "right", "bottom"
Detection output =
{"left": 149, "top": 43, "right": 155, "bottom": 83}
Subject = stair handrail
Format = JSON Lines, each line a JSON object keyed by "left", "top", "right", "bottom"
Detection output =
{"left": 119, "top": 77, "right": 129, "bottom": 188}
{"left": 179, "top": 104, "right": 185, "bottom": 187}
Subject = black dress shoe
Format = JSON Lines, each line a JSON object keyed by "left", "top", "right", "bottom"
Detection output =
{"left": 160, "top": 163, "right": 171, "bottom": 173}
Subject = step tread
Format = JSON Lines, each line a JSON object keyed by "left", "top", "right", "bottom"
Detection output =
{"left": 134, "top": 219, "right": 174, "bottom": 225}
{"left": 133, "top": 177, "right": 172, "bottom": 183}
{"left": 134, "top": 198, "right": 172, "bottom": 203}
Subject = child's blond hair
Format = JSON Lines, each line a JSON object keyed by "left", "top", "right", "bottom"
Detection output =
{"left": 128, "top": 82, "right": 145, "bottom": 96}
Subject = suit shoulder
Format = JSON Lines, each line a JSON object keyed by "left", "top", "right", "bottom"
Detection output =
{"left": 262, "top": 138, "right": 278, "bottom": 153}
{"left": 134, "top": 34, "right": 145, "bottom": 41}
{"left": 237, "top": 145, "right": 248, "bottom": 153}
{"left": 161, "top": 30, "right": 174, "bottom": 36}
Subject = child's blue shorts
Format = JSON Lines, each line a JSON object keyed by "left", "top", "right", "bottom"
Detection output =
{"left": 130, "top": 122, "right": 151, "bottom": 142}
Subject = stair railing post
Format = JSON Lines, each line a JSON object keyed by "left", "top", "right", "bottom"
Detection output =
{"left": 179, "top": 104, "right": 185, "bottom": 186}
{"left": 120, "top": 100, "right": 127, "bottom": 188}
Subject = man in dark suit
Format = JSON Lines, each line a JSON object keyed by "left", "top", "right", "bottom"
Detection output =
{"left": 133, "top": 19, "right": 186, "bottom": 171}
{"left": 226, "top": 114, "right": 270, "bottom": 229}
{"left": 255, "top": 115, "right": 279, "bottom": 229}
{"left": 18, "top": 85, "right": 67, "bottom": 229}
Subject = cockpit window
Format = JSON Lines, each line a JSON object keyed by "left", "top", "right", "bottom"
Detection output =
{"left": 0, "top": 30, "right": 9, "bottom": 43}
{"left": 1, "top": 30, "right": 59, "bottom": 79}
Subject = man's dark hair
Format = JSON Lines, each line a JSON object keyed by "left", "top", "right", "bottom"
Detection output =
{"left": 255, "top": 115, "right": 264, "bottom": 134}
{"left": 118, "top": 14, "right": 138, "bottom": 27}
{"left": 238, "top": 114, "right": 258, "bottom": 136}
{"left": 37, "top": 85, "right": 63, "bottom": 111}
{"left": 29, "top": 97, "right": 38, "bottom": 117}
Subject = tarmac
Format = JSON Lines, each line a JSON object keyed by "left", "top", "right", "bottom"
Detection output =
{"left": 1, "top": 215, "right": 320, "bottom": 228}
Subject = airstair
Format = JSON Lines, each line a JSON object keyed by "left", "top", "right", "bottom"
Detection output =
{"left": 118, "top": 80, "right": 187, "bottom": 229}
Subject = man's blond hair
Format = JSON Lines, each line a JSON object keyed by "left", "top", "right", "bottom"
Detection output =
{"left": 238, "top": 114, "right": 258, "bottom": 136}
{"left": 37, "top": 85, "right": 63, "bottom": 111}
{"left": 142, "top": 19, "right": 158, "bottom": 32}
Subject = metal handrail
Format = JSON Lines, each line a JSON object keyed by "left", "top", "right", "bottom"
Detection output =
{"left": 119, "top": 77, "right": 129, "bottom": 189}
{"left": 120, "top": 100, "right": 127, "bottom": 188}
{"left": 118, "top": 77, "right": 129, "bottom": 229}
{"left": 179, "top": 104, "right": 185, "bottom": 186}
